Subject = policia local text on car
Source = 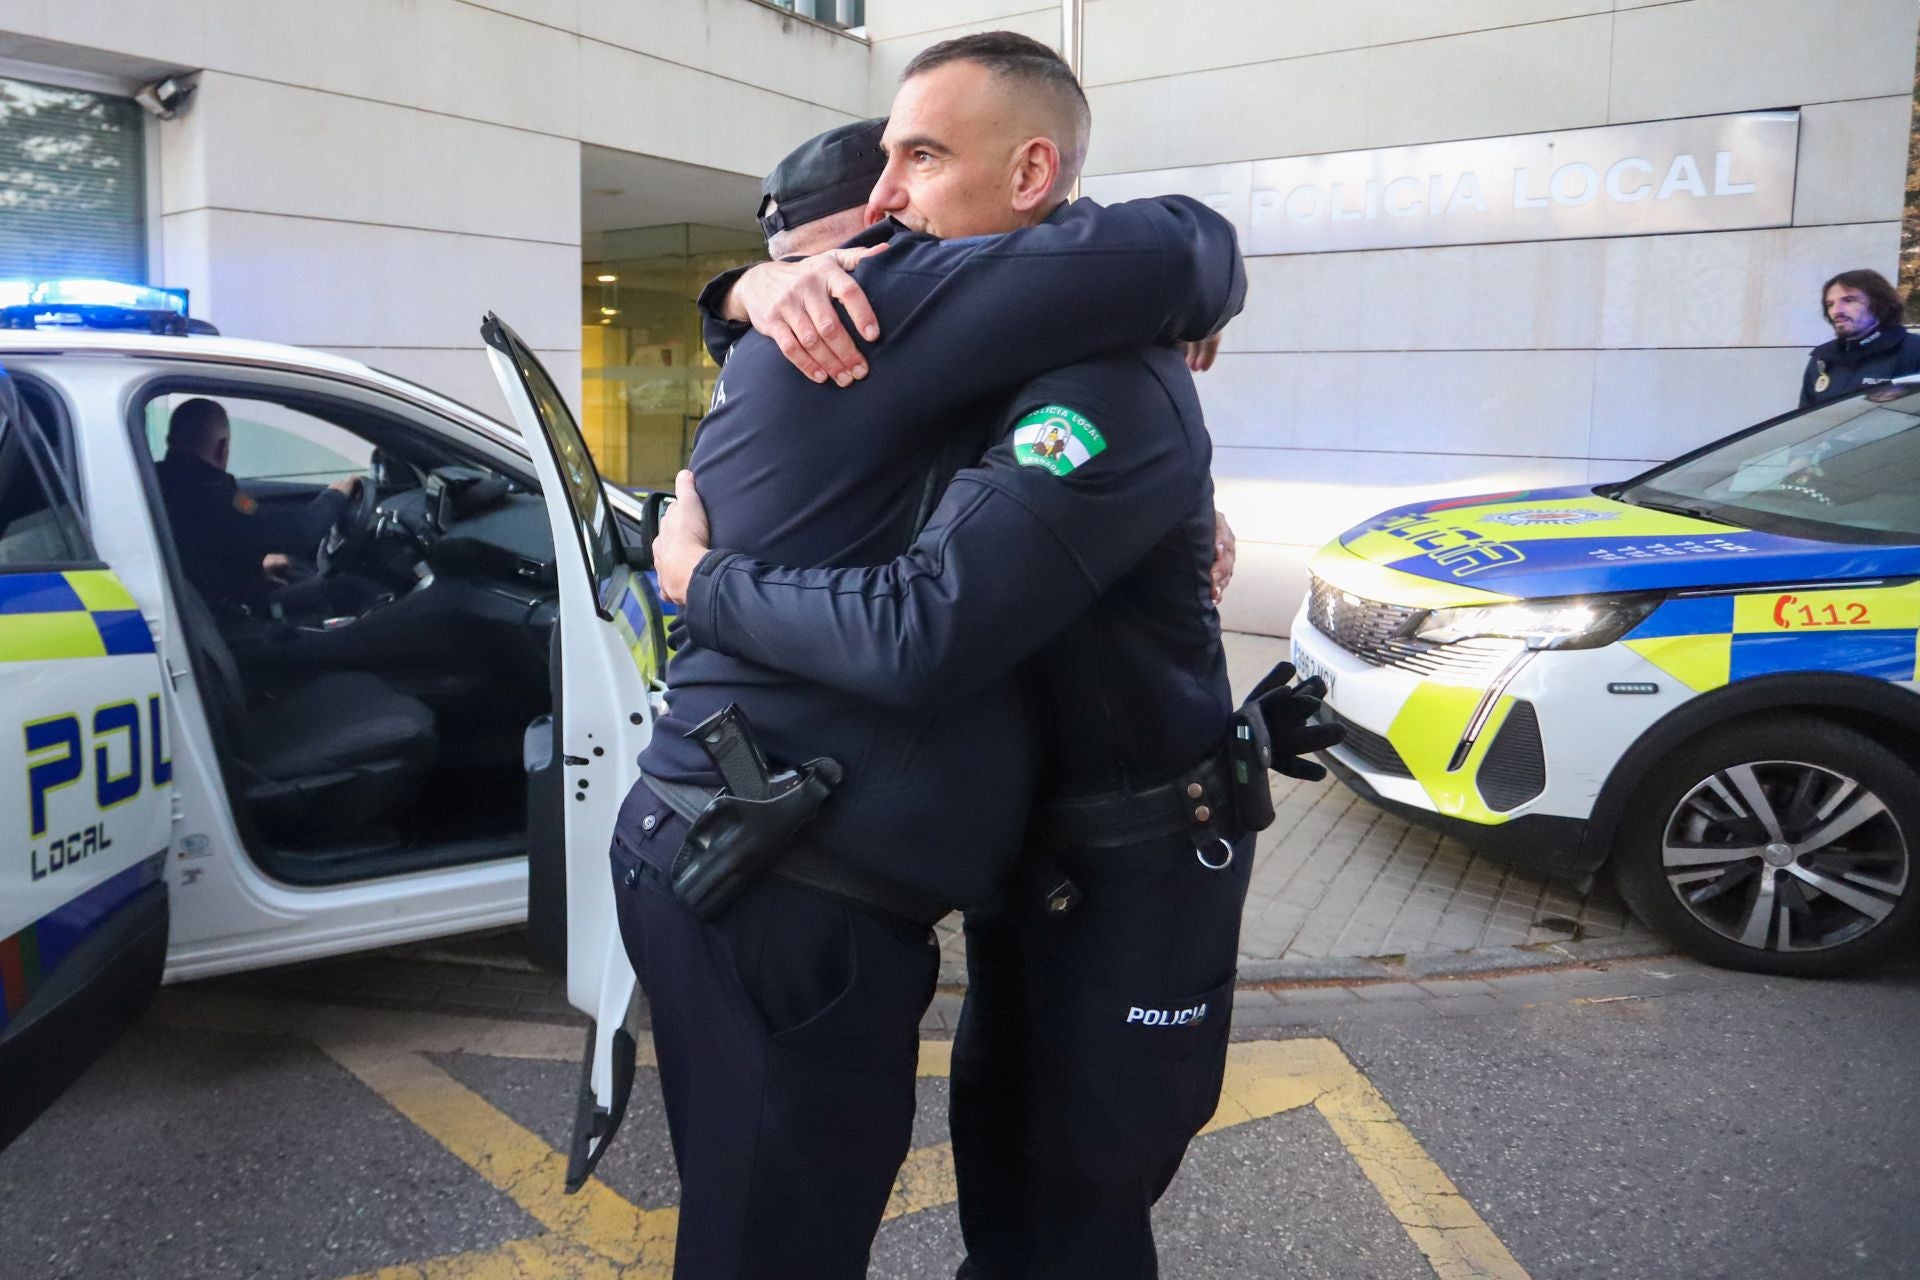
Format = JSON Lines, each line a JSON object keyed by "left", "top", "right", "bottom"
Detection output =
{"left": 616, "top": 32, "right": 1339, "bottom": 1280}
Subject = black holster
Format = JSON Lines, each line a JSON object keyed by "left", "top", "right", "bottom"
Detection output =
{"left": 1227, "top": 704, "right": 1277, "bottom": 834}
{"left": 669, "top": 704, "right": 842, "bottom": 921}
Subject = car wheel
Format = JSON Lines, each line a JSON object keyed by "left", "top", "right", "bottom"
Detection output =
{"left": 1614, "top": 715, "right": 1920, "bottom": 976}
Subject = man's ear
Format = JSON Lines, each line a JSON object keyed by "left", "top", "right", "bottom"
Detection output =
{"left": 1009, "top": 136, "right": 1061, "bottom": 215}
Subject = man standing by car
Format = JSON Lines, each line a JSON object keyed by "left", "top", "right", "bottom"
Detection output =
{"left": 608, "top": 42, "right": 1247, "bottom": 1279}
{"left": 1800, "top": 269, "right": 1920, "bottom": 408}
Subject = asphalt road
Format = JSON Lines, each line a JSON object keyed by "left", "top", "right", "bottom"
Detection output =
{"left": 3, "top": 955, "right": 1916, "bottom": 1279}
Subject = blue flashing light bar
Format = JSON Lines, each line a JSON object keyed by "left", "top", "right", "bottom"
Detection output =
{"left": 0, "top": 278, "right": 210, "bottom": 335}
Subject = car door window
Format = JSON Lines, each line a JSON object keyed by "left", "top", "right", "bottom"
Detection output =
{"left": 0, "top": 406, "right": 89, "bottom": 566}
{"left": 144, "top": 394, "right": 373, "bottom": 483}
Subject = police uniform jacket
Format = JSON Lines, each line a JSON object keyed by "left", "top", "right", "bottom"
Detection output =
{"left": 635, "top": 197, "right": 1245, "bottom": 907}
{"left": 1799, "top": 325, "right": 1920, "bottom": 408}
{"left": 681, "top": 341, "right": 1226, "bottom": 801}
{"left": 155, "top": 455, "right": 347, "bottom": 610}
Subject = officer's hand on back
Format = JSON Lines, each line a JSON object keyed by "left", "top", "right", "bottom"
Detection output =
{"left": 1210, "top": 509, "right": 1236, "bottom": 604}
{"left": 1182, "top": 333, "right": 1222, "bottom": 372}
{"left": 724, "top": 245, "right": 888, "bottom": 388}
{"left": 653, "top": 470, "right": 712, "bottom": 606}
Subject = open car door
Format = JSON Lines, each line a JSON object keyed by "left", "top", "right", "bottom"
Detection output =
{"left": 481, "top": 315, "right": 658, "bottom": 1188}
{"left": 0, "top": 365, "right": 173, "bottom": 1151}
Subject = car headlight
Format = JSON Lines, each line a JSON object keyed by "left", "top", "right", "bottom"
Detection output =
{"left": 1415, "top": 596, "right": 1661, "bottom": 650}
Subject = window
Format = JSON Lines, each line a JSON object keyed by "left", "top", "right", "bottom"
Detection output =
{"left": 144, "top": 394, "right": 373, "bottom": 484}
{"left": 0, "top": 406, "right": 88, "bottom": 566}
{"left": 762, "top": 0, "right": 864, "bottom": 31}
{"left": 0, "top": 76, "right": 147, "bottom": 283}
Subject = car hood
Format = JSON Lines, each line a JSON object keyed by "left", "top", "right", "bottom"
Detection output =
{"left": 1323, "top": 486, "right": 1920, "bottom": 604}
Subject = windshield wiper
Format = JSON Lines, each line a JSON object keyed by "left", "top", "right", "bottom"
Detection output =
{"left": 1619, "top": 494, "right": 1742, "bottom": 526}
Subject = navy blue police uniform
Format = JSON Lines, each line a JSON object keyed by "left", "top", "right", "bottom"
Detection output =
{"left": 611, "top": 196, "right": 1245, "bottom": 1280}
{"left": 1799, "top": 323, "right": 1920, "bottom": 407}
{"left": 154, "top": 453, "right": 348, "bottom": 614}
{"left": 677, "top": 340, "right": 1261, "bottom": 1278}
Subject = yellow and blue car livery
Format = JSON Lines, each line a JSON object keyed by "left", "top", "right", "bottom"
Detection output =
{"left": 2, "top": 568, "right": 172, "bottom": 1143}
{"left": 1290, "top": 486, "right": 1920, "bottom": 875}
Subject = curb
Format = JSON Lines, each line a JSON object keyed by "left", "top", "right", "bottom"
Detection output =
{"left": 1235, "top": 933, "right": 1673, "bottom": 987}
{"left": 397, "top": 924, "right": 1672, "bottom": 991}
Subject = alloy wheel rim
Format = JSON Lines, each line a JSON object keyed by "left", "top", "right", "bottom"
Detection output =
{"left": 1660, "top": 760, "right": 1909, "bottom": 952}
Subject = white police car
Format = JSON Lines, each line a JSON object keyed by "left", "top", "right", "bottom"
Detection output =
{"left": 0, "top": 282, "right": 667, "bottom": 1149}
{"left": 1292, "top": 382, "right": 1920, "bottom": 976}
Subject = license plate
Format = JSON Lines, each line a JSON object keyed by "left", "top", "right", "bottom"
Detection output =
{"left": 1291, "top": 643, "right": 1334, "bottom": 701}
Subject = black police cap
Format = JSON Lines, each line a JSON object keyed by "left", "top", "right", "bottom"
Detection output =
{"left": 757, "top": 117, "right": 887, "bottom": 240}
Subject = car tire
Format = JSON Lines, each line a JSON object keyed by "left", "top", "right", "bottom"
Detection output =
{"left": 1614, "top": 715, "right": 1920, "bottom": 977}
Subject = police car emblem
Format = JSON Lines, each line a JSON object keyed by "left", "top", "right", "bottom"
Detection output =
{"left": 1013, "top": 404, "right": 1106, "bottom": 477}
{"left": 1482, "top": 508, "right": 1617, "bottom": 527}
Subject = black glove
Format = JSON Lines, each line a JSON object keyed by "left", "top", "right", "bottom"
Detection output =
{"left": 1246, "top": 661, "right": 1345, "bottom": 783}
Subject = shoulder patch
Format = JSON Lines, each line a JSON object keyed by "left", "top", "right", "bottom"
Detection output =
{"left": 233, "top": 492, "right": 258, "bottom": 515}
{"left": 1012, "top": 404, "right": 1106, "bottom": 477}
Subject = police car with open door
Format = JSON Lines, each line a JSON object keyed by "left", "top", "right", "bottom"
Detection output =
{"left": 1292, "top": 380, "right": 1920, "bottom": 976}
{"left": 0, "top": 284, "right": 667, "bottom": 1147}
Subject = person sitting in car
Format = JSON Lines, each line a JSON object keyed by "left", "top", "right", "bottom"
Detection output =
{"left": 154, "top": 397, "right": 359, "bottom": 615}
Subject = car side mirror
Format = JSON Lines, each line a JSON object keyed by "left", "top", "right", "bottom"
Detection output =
{"left": 623, "top": 489, "right": 675, "bottom": 571}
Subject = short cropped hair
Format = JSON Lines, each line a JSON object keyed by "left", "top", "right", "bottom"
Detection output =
{"left": 167, "top": 397, "right": 229, "bottom": 456}
{"left": 900, "top": 30, "right": 1090, "bottom": 171}
{"left": 1822, "top": 269, "right": 1906, "bottom": 331}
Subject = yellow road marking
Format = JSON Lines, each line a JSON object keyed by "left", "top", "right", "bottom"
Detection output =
{"left": 1262, "top": 1038, "right": 1533, "bottom": 1280}
{"left": 157, "top": 993, "right": 1529, "bottom": 1279}
{"left": 347, "top": 1235, "right": 627, "bottom": 1280}
{"left": 883, "top": 1141, "right": 955, "bottom": 1221}
{"left": 321, "top": 1040, "right": 676, "bottom": 1278}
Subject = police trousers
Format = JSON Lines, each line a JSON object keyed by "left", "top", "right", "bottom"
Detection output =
{"left": 611, "top": 788, "right": 941, "bottom": 1280}
{"left": 950, "top": 825, "right": 1255, "bottom": 1280}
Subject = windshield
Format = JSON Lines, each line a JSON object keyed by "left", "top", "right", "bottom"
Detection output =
{"left": 1617, "top": 386, "right": 1920, "bottom": 543}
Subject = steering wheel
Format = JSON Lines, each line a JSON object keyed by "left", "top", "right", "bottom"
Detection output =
{"left": 316, "top": 477, "right": 379, "bottom": 576}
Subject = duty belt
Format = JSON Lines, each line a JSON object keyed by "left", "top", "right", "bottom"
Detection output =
{"left": 643, "top": 773, "right": 951, "bottom": 928}
{"left": 1033, "top": 753, "right": 1236, "bottom": 850}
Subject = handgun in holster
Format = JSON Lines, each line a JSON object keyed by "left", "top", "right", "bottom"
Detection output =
{"left": 670, "top": 704, "right": 843, "bottom": 921}
{"left": 1226, "top": 659, "right": 1340, "bottom": 834}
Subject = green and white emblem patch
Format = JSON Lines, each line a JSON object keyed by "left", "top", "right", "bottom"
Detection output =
{"left": 1011, "top": 404, "right": 1106, "bottom": 477}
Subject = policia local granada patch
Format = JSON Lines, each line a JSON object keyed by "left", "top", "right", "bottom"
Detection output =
{"left": 1012, "top": 404, "right": 1106, "bottom": 477}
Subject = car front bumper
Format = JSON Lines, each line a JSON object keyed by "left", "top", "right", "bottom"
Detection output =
{"left": 1288, "top": 567, "right": 1694, "bottom": 877}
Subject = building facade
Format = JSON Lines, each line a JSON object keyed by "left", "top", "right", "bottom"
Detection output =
{"left": 4, "top": 0, "right": 1917, "bottom": 636}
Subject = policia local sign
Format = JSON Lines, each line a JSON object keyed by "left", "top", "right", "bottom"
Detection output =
{"left": 1083, "top": 111, "right": 1798, "bottom": 255}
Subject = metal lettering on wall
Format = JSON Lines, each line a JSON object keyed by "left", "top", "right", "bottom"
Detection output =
{"left": 1082, "top": 111, "right": 1799, "bottom": 256}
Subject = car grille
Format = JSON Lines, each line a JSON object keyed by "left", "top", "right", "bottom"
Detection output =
{"left": 1308, "top": 574, "right": 1421, "bottom": 657}
{"left": 1306, "top": 574, "right": 1516, "bottom": 680}
{"left": 1478, "top": 700, "right": 1546, "bottom": 811}
{"left": 1320, "top": 706, "right": 1413, "bottom": 779}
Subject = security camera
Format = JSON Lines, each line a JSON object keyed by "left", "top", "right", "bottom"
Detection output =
{"left": 133, "top": 77, "right": 195, "bottom": 120}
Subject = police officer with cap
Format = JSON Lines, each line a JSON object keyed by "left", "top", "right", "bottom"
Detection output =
{"left": 609, "top": 58, "right": 1247, "bottom": 1279}
{"left": 650, "top": 30, "right": 1340, "bottom": 1280}
{"left": 755, "top": 117, "right": 887, "bottom": 259}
